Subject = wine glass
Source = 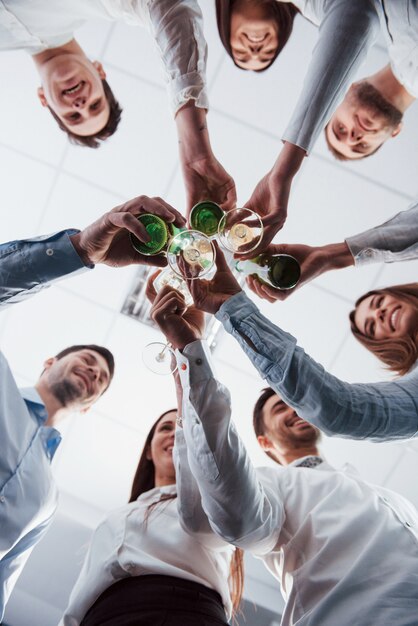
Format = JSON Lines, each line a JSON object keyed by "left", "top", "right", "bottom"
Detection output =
{"left": 167, "top": 230, "right": 216, "bottom": 280}
{"left": 142, "top": 341, "right": 177, "bottom": 375}
{"left": 218, "top": 207, "right": 263, "bottom": 254}
{"left": 142, "top": 232, "right": 215, "bottom": 375}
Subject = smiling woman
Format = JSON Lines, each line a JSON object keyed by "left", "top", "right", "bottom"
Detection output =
{"left": 350, "top": 283, "right": 418, "bottom": 376}
{"left": 216, "top": 0, "right": 298, "bottom": 71}
{"left": 59, "top": 409, "right": 244, "bottom": 626}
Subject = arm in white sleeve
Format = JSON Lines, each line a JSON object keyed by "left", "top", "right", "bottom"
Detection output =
{"left": 174, "top": 427, "right": 220, "bottom": 542}
{"left": 346, "top": 200, "right": 418, "bottom": 266}
{"left": 0, "top": 230, "right": 88, "bottom": 309}
{"left": 176, "top": 341, "right": 284, "bottom": 554}
{"left": 145, "top": 0, "right": 208, "bottom": 113}
{"left": 216, "top": 292, "right": 418, "bottom": 441}
{"left": 283, "top": 0, "right": 379, "bottom": 153}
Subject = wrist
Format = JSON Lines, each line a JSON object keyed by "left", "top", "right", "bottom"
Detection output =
{"left": 69, "top": 233, "right": 93, "bottom": 266}
{"left": 176, "top": 102, "right": 212, "bottom": 162}
{"left": 271, "top": 142, "right": 306, "bottom": 181}
{"left": 320, "top": 242, "right": 354, "bottom": 270}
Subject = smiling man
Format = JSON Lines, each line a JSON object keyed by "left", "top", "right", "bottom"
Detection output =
{"left": 0, "top": 192, "right": 186, "bottom": 620}
{"left": 325, "top": 64, "right": 415, "bottom": 160}
{"left": 0, "top": 342, "right": 114, "bottom": 621}
{"left": 33, "top": 41, "right": 112, "bottom": 141}
{"left": 0, "top": 0, "right": 206, "bottom": 149}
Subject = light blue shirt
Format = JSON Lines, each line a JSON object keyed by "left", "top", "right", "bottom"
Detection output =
{"left": 216, "top": 292, "right": 418, "bottom": 441}
{"left": 0, "top": 229, "right": 88, "bottom": 619}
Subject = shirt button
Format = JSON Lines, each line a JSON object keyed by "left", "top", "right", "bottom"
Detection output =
{"left": 181, "top": 363, "right": 187, "bottom": 371}
{"left": 405, "top": 521, "right": 412, "bottom": 529}
{"left": 0, "top": 496, "right": 5, "bottom": 503}
{"left": 46, "top": 248, "right": 54, "bottom": 256}
{"left": 195, "top": 358, "right": 203, "bottom": 366}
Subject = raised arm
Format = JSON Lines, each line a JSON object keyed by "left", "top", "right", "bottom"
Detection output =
{"left": 144, "top": 0, "right": 236, "bottom": 213}
{"left": 0, "top": 195, "right": 185, "bottom": 309}
{"left": 148, "top": 282, "right": 284, "bottom": 552}
{"left": 247, "top": 200, "right": 418, "bottom": 302}
{"left": 245, "top": 0, "right": 380, "bottom": 247}
{"left": 187, "top": 245, "right": 418, "bottom": 441}
{"left": 176, "top": 340, "right": 284, "bottom": 552}
{"left": 216, "top": 291, "right": 418, "bottom": 441}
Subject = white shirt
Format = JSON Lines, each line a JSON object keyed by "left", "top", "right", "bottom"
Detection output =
{"left": 60, "top": 482, "right": 234, "bottom": 626}
{"left": 0, "top": 0, "right": 208, "bottom": 112}
{"left": 176, "top": 341, "right": 418, "bottom": 626}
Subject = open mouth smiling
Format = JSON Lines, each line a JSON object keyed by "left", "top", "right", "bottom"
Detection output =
{"left": 62, "top": 81, "right": 84, "bottom": 96}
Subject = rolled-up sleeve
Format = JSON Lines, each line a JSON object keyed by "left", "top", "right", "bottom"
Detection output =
{"left": 145, "top": 0, "right": 208, "bottom": 114}
{"left": 283, "top": 0, "right": 379, "bottom": 153}
{"left": 0, "top": 230, "right": 89, "bottom": 308}
{"left": 176, "top": 340, "right": 284, "bottom": 554}
{"left": 346, "top": 201, "right": 418, "bottom": 266}
{"left": 216, "top": 292, "right": 418, "bottom": 441}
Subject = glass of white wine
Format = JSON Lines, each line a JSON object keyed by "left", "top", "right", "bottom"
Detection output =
{"left": 142, "top": 231, "right": 215, "bottom": 375}
{"left": 218, "top": 207, "right": 263, "bottom": 254}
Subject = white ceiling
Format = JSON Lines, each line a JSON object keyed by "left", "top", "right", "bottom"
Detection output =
{"left": 1, "top": 5, "right": 418, "bottom": 625}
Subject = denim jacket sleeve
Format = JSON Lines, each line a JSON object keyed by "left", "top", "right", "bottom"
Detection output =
{"left": 283, "top": 0, "right": 379, "bottom": 153}
{"left": 346, "top": 201, "right": 418, "bottom": 266}
{"left": 216, "top": 292, "right": 418, "bottom": 441}
{"left": 0, "top": 230, "right": 89, "bottom": 309}
{"left": 175, "top": 340, "right": 283, "bottom": 554}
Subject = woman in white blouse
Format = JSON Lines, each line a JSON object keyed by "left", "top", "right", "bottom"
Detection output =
{"left": 60, "top": 409, "right": 243, "bottom": 626}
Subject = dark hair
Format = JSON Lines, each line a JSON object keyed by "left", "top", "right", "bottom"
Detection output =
{"left": 253, "top": 387, "right": 280, "bottom": 462}
{"left": 350, "top": 283, "right": 418, "bottom": 376}
{"left": 324, "top": 123, "right": 383, "bottom": 161}
{"left": 47, "top": 79, "right": 122, "bottom": 148}
{"left": 54, "top": 344, "right": 115, "bottom": 388}
{"left": 216, "top": 0, "right": 298, "bottom": 71}
{"left": 129, "top": 409, "right": 244, "bottom": 613}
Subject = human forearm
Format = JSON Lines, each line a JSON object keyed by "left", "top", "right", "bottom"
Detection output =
{"left": 217, "top": 292, "right": 418, "bottom": 441}
{"left": 283, "top": 0, "right": 379, "bottom": 152}
{"left": 176, "top": 102, "right": 212, "bottom": 162}
{"left": 177, "top": 340, "right": 283, "bottom": 549}
{"left": 0, "top": 230, "right": 87, "bottom": 308}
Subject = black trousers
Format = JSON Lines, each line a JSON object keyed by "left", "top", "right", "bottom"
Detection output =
{"left": 80, "top": 575, "right": 230, "bottom": 626}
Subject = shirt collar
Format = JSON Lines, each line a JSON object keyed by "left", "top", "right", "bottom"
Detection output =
{"left": 20, "top": 387, "right": 48, "bottom": 422}
{"left": 21, "top": 388, "right": 62, "bottom": 459}
{"left": 291, "top": 455, "right": 324, "bottom": 469}
{"left": 137, "top": 484, "right": 177, "bottom": 503}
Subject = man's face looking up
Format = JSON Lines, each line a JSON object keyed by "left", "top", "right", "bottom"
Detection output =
{"left": 37, "top": 56, "right": 110, "bottom": 136}
{"left": 326, "top": 82, "right": 403, "bottom": 160}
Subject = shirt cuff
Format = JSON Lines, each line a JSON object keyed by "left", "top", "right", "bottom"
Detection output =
{"left": 345, "top": 235, "right": 384, "bottom": 266}
{"left": 169, "top": 78, "right": 209, "bottom": 114}
{"left": 175, "top": 340, "right": 214, "bottom": 390}
{"left": 24, "top": 229, "right": 91, "bottom": 282}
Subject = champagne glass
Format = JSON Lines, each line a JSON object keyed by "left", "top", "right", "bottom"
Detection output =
{"left": 142, "top": 232, "right": 215, "bottom": 375}
{"left": 142, "top": 341, "right": 177, "bottom": 375}
{"left": 218, "top": 207, "right": 263, "bottom": 254}
{"left": 167, "top": 230, "right": 216, "bottom": 280}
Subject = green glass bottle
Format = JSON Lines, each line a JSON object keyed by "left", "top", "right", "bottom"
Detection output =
{"left": 189, "top": 201, "right": 224, "bottom": 237}
{"left": 235, "top": 253, "right": 301, "bottom": 290}
{"left": 130, "top": 214, "right": 175, "bottom": 255}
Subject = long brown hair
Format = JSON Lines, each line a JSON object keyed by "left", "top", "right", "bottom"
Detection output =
{"left": 216, "top": 0, "right": 298, "bottom": 71}
{"left": 129, "top": 410, "right": 244, "bottom": 613}
{"left": 350, "top": 283, "right": 418, "bottom": 376}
